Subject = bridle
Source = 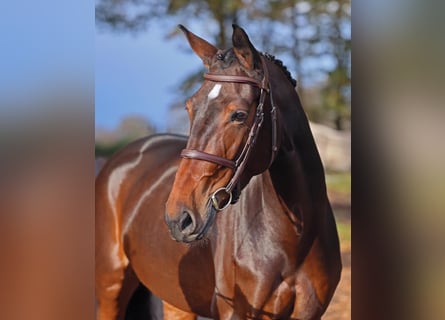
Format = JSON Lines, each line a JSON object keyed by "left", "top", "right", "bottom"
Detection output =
{"left": 180, "top": 55, "right": 278, "bottom": 216}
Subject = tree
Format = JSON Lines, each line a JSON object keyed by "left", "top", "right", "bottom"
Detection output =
{"left": 96, "top": 0, "right": 351, "bottom": 130}
{"left": 95, "top": 116, "right": 156, "bottom": 157}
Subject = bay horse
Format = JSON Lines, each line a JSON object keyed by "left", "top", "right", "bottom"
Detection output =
{"left": 96, "top": 25, "right": 341, "bottom": 319}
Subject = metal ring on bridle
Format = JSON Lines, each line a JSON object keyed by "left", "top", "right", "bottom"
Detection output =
{"left": 210, "top": 188, "right": 233, "bottom": 211}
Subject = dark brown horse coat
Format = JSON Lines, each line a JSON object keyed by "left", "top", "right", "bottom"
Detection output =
{"left": 96, "top": 25, "right": 341, "bottom": 320}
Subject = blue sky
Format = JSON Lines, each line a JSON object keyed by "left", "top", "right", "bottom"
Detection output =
{"left": 0, "top": 0, "right": 200, "bottom": 132}
{"left": 0, "top": 0, "right": 93, "bottom": 101}
{"left": 95, "top": 25, "right": 201, "bottom": 132}
{"left": 1, "top": 1, "right": 348, "bottom": 133}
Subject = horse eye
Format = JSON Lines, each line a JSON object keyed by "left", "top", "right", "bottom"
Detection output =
{"left": 231, "top": 111, "right": 248, "bottom": 123}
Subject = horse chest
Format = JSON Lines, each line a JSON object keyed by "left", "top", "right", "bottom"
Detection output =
{"left": 214, "top": 253, "right": 320, "bottom": 319}
{"left": 214, "top": 262, "right": 304, "bottom": 319}
{"left": 211, "top": 216, "right": 301, "bottom": 317}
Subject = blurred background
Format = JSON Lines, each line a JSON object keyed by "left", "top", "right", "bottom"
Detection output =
{"left": 5, "top": 0, "right": 445, "bottom": 319}
{"left": 95, "top": 0, "right": 351, "bottom": 148}
{"left": 95, "top": 1, "right": 351, "bottom": 319}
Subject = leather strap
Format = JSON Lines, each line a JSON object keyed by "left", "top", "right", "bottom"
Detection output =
{"left": 180, "top": 149, "right": 236, "bottom": 169}
{"left": 203, "top": 73, "right": 268, "bottom": 92}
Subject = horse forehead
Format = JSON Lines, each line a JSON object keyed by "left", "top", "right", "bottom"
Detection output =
{"left": 207, "top": 84, "right": 222, "bottom": 100}
{"left": 192, "top": 82, "right": 227, "bottom": 107}
{"left": 199, "top": 80, "right": 251, "bottom": 103}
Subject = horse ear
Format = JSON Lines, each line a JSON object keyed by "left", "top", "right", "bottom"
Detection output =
{"left": 232, "top": 24, "right": 261, "bottom": 70}
{"left": 179, "top": 25, "right": 218, "bottom": 68}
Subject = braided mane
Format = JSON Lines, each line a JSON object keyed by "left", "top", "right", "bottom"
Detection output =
{"left": 262, "top": 52, "right": 297, "bottom": 88}
{"left": 217, "top": 49, "right": 297, "bottom": 88}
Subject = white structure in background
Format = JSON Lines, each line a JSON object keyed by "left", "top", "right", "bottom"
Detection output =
{"left": 310, "top": 122, "right": 351, "bottom": 172}
{"left": 167, "top": 108, "right": 350, "bottom": 172}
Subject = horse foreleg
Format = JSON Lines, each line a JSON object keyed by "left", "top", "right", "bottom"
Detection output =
{"left": 96, "top": 231, "right": 131, "bottom": 319}
{"left": 97, "top": 264, "right": 142, "bottom": 320}
{"left": 163, "top": 301, "right": 197, "bottom": 320}
{"left": 96, "top": 265, "right": 126, "bottom": 320}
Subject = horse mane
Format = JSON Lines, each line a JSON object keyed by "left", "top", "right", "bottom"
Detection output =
{"left": 261, "top": 52, "right": 297, "bottom": 88}
{"left": 259, "top": 53, "right": 327, "bottom": 197}
{"left": 217, "top": 49, "right": 297, "bottom": 88}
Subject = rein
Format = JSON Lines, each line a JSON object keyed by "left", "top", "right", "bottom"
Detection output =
{"left": 180, "top": 55, "right": 278, "bottom": 215}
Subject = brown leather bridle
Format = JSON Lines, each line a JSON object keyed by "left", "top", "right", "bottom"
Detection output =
{"left": 180, "top": 55, "right": 278, "bottom": 212}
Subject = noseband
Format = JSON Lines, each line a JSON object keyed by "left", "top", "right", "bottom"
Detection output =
{"left": 180, "top": 55, "right": 278, "bottom": 212}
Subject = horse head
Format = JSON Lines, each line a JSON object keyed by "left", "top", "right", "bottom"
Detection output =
{"left": 165, "top": 25, "right": 280, "bottom": 243}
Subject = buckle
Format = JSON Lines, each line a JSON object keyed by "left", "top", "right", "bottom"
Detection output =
{"left": 210, "top": 188, "right": 233, "bottom": 211}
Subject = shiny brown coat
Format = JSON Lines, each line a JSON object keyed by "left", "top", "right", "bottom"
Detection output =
{"left": 95, "top": 25, "right": 341, "bottom": 320}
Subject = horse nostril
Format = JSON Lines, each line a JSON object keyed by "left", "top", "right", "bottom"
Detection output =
{"left": 178, "top": 211, "right": 194, "bottom": 234}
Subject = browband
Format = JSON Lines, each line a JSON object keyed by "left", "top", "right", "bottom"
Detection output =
{"left": 203, "top": 73, "right": 269, "bottom": 92}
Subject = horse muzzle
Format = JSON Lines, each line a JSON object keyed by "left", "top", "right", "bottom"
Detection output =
{"left": 164, "top": 203, "right": 218, "bottom": 243}
{"left": 164, "top": 209, "right": 198, "bottom": 243}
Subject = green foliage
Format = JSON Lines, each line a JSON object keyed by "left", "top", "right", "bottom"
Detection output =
{"left": 95, "top": 139, "right": 132, "bottom": 158}
{"left": 321, "top": 66, "right": 351, "bottom": 130}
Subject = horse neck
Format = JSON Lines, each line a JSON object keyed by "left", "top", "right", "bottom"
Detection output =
{"left": 266, "top": 62, "right": 329, "bottom": 234}
{"left": 211, "top": 74, "right": 330, "bottom": 263}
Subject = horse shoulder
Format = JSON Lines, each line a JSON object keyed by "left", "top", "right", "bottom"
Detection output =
{"left": 291, "top": 211, "right": 342, "bottom": 319}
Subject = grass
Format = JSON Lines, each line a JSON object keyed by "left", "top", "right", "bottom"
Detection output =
{"left": 336, "top": 221, "right": 351, "bottom": 252}
{"left": 326, "top": 172, "right": 351, "bottom": 195}
{"left": 328, "top": 172, "right": 351, "bottom": 251}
